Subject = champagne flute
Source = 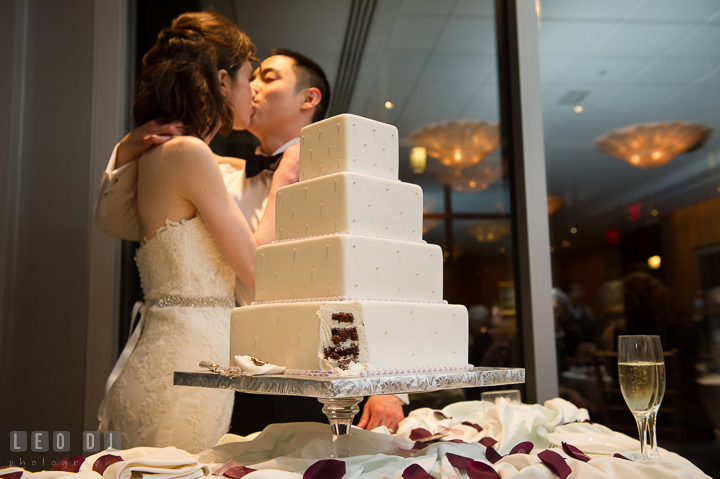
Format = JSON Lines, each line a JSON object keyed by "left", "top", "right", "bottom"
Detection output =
{"left": 647, "top": 349, "right": 666, "bottom": 460}
{"left": 617, "top": 335, "right": 665, "bottom": 460}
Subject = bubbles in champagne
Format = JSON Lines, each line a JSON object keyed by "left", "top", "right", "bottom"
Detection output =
{"left": 618, "top": 362, "right": 665, "bottom": 413}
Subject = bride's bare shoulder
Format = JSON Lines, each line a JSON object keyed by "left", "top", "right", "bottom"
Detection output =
{"left": 154, "top": 136, "right": 212, "bottom": 160}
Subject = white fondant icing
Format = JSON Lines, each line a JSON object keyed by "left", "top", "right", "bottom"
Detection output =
{"left": 255, "top": 235, "right": 443, "bottom": 302}
{"left": 230, "top": 300, "right": 469, "bottom": 373}
{"left": 299, "top": 114, "right": 399, "bottom": 182}
{"left": 273, "top": 231, "right": 426, "bottom": 244}
{"left": 275, "top": 172, "right": 423, "bottom": 241}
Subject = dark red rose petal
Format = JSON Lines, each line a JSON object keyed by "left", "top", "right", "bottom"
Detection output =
{"left": 538, "top": 450, "right": 572, "bottom": 479}
{"left": 462, "top": 421, "right": 483, "bottom": 433}
{"left": 214, "top": 460, "right": 242, "bottom": 476}
{"left": 0, "top": 472, "right": 23, "bottom": 479}
{"left": 582, "top": 419, "right": 593, "bottom": 424}
{"left": 410, "top": 428, "right": 433, "bottom": 441}
{"left": 413, "top": 440, "right": 429, "bottom": 451}
{"left": 561, "top": 442, "right": 591, "bottom": 463}
{"left": 51, "top": 457, "right": 85, "bottom": 473}
{"left": 398, "top": 440, "right": 431, "bottom": 456}
{"left": 402, "top": 463, "right": 435, "bottom": 479}
{"left": 446, "top": 453, "right": 473, "bottom": 470}
{"left": 223, "top": 466, "right": 257, "bottom": 478}
{"left": 613, "top": 453, "right": 632, "bottom": 461}
{"left": 485, "top": 445, "right": 503, "bottom": 464}
{"left": 92, "top": 454, "right": 123, "bottom": 475}
{"left": 303, "top": 459, "right": 345, "bottom": 479}
{"left": 466, "top": 461, "right": 501, "bottom": 479}
{"left": 509, "top": 441, "right": 534, "bottom": 455}
{"left": 434, "top": 410, "right": 451, "bottom": 420}
{"left": 479, "top": 437, "right": 498, "bottom": 447}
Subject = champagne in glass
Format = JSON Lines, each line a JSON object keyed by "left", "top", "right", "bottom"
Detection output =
{"left": 618, "top": 336, "right": 665, "bottom": 460}
{"left": 648, "top": 359, "right": 666, "bottom": 459}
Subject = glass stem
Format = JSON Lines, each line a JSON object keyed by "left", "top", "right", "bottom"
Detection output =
{"left": 647, "top": 408, "right": 660, "bottom": 459}
{"left": 634, "top": 411, "right": 650, "bottom": 460}
{"left": 318, "top": 397, "right": 362, "bottom": 458}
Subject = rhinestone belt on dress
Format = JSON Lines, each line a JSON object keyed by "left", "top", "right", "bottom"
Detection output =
{"left": 148, "top": 296, "right": 234, "bottom": 308}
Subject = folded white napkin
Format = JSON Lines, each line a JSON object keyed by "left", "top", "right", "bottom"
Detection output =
{"left": 83, "top": 447, "right": 210, "bottom": 479}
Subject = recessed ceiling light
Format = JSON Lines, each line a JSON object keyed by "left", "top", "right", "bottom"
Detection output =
{"left": 570, "top": 227, "right": 577, "bottom": 234}
{"left": 648, "top": 255, "right": 661, "bottom": 269}
{"left": 562, "top": 240, "right": 571, "bottom": 247}
{"left": 651, "top": 209, "right": 659, "bottom": 216}
{"left": 385, "top": 101, "right": 394, "bottom": 109}
{"left": 574, "top": 105, "right": 584, "bottom": 113}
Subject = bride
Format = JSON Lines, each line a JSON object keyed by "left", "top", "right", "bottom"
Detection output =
{"left": 98, "top": 12, "right": 298, "bottom": 453}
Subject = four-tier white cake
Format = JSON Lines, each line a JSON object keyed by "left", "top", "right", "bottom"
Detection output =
{"left": 230, "top": 114, "right": 469, "bottom": 376}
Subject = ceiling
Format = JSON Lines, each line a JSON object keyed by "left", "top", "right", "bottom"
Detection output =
{"left": 213, "top": 0, "right": 720, "bottom": 250}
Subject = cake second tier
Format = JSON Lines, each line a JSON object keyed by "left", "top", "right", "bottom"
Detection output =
{"left": 275, "top": 171, "right": 423, "bottom": 242}
{"left": 255, "top": 234, "right": 444, "bottom": 303}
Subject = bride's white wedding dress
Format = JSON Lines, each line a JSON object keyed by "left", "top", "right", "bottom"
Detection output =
{"left": 100, "top": 216, "right": 235, "bottom": 453}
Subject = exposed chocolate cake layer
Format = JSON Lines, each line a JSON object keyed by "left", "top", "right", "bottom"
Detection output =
{"left": 337, "top": 358, "right": 353, "bottom": 370}
{"left": 323, "top": 344, "right": 360, "bottom": 360}
{"left": 331, "top": 326, "right": 358, "bottom": 344}
{"left": 332, "top": 312, "right": 354, "bottom": 323}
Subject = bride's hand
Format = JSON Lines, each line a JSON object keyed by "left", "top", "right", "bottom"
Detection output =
{"left": 117, "top": 120, "right": 184, "bottom": 168}
{"left": 272, "top": 142, "right": 300, "bottom": 187}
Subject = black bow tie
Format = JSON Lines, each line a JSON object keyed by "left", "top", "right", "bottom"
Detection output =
{"left": 244, "top": 152, "right": 283, "bottom": 178}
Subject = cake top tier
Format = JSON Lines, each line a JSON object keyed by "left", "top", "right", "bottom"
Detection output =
{"left": 299, "top": 114, "right": 399, "bottom": 182}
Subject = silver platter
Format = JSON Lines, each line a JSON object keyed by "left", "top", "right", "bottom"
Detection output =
{"left": 174, "top": 367, "right": 525, "bottom": 399}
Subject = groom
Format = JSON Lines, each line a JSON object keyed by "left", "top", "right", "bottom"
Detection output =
{"left": 95, "top": 48, "right": 405, "bottom": 433}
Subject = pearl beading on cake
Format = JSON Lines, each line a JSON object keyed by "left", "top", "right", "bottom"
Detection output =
{"left": 361, "top": 364, "right": 474, "bottom": 376}
{"left": 282, "top": 369, "right": 335, "bottom": 376}
{"left": 251, "top": 296, "right": 449, "bottom": 305}
{"left": 273, "top": 231, "right": 426, "bottom": 244}
{"left": 280, "top": 364, "right": 474, "bottom": 377}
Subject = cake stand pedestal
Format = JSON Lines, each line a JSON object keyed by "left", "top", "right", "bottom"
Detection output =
{"left": 174, "top": 366, "right": 524, "bottom": 458}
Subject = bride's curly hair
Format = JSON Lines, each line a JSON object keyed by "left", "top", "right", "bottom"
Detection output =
{"left": 133, "top": 12, "right": 257, "bottom": 138}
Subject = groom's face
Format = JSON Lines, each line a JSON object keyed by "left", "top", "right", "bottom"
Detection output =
{"left": 248, "top": 55, "right": 304, "bottom": 138}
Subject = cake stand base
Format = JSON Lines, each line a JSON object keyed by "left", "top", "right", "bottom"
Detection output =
{"left": 318, "top": 397, "right": 363, "bottom": 458}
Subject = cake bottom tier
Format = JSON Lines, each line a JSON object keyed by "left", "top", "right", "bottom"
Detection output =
{"left": 230, "top": 300, "right": 469, "bottom": 375}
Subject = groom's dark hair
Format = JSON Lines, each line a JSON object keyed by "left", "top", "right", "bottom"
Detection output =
{"left": 270, "top": 48, "right": 330, "bottom": 123}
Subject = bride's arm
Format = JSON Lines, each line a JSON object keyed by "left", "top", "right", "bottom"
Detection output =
{"left": 171, "top": 137, "right": 257, "bottom": 288}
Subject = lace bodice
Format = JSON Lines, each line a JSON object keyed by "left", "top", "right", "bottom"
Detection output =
{"left": 136, "top": 216, "right": 236, "bottom": 300}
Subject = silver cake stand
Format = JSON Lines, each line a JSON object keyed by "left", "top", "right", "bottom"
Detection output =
{"left": 174, "top": 366, "right": 524, "bottom": 458}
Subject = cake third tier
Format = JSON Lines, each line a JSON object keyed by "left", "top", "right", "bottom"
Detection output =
{"left": 254, "top": 234, "right": 444, "bottom": 303}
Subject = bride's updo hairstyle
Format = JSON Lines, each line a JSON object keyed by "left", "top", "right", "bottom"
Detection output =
{"left": 133, "top": 12, "right": 256, "bottom": 138}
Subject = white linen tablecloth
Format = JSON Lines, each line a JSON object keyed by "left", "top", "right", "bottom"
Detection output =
{"left": 13, "top": 398, "right": 712, "bottom": 479}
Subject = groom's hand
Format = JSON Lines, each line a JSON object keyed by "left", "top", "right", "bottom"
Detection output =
{"left": 116, "top": 120, "right": 185, "bottom": 168}
{"left": 357, "top": 395, "right": 404, "bottom": 432}
{"left": 272, "top": 142, "right": 300, "bottom": 187}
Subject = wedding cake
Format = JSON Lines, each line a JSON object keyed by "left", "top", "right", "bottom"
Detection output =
{"left": 230, "top": 114, "right": 469, "bottom": 376}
